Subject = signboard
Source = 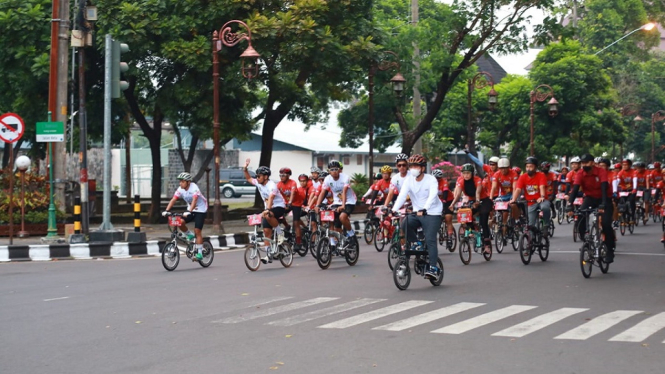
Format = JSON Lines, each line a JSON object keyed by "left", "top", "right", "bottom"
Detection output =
{"left": 0, "top": 113, "right": 25, "bottom": 143}
{"left": 36, "top": 121, "right": 65, "bottom": 142}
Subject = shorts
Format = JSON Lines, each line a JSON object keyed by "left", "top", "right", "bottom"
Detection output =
{"left": 331, "top": 204, "right": 355, "bottom": 228}
{"left": 262, "top": 207, "right": 286, "bottom": 229}
{"left": 291, "top": 206, "right": 304, "bottom": 222}
{"left": 443, "top": 202, "right": 454, "bottom": 216}
{"left": 184, "top": 211, "right": 206, "bottom": 230}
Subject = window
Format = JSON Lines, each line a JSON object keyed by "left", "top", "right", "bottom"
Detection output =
{"left": 357, "top": 155, "right": 363, "bottom": 165}
{"left": 343, "top": 157, "right": 350, "bottom": 165}
{"left": 317, "top": 157, "right": 324, "bottom": 168}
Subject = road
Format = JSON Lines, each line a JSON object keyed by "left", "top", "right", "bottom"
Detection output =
{"left": 1, "top": 218, "right": 665, "bottom": 374}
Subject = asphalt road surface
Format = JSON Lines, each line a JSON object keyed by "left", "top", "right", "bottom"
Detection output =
{"left": 2, "top": 218, "right": 665, "bottom": 374}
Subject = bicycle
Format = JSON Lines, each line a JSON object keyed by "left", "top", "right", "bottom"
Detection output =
{"left": 437, "top": 215, "right": 457, "bottom": 253}
{"left": 516, "top": 201, "right": 550, "bottom": 265}
{"left": 572, "top": 197, "right": 584, "bottom": 242}
{"left": 387, "top": 208, "right": 405, "bottom": 270}
{"left": 650, "top": 189, "right": 661, "bottom": 223}
{"left": 578, "top": 208, "right": 610, "bottom": 278}
{"left": 457, "top": 202, "right": 492, "bottom": 265}
{"left": 161, "top": 212, "right": 214, "bottom": 271}
{"left": 316, "top": 207, "right": 359, "bottom": 269}
{"left": 392, "top": 212, "right": 444, "bottom": 290}
{"left": 373, "top": 207, "right": 395, "bottom": 252}
{"left": 616, "top": 192, "right": 635, "bottom": 235}
{"left": 243, "top": 213, "right": 294, "bottom": 271}
{"left": 363, "top": 200, "right": 381, "bottom": 245}
{"left": 555, "top": 192, "right": 567, "bottom": 225}
{"left": 635, "top": 190, "right": 648, "bottom": 226}
{"left": 492, "top": 200, "right": 518, "bottom": 254}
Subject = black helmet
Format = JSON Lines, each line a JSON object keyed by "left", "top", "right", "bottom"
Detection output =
{"left": 256, "top": 166, "right": 271, "bottom": 176}
{"left": 525, "top": 157, "right": 538, "bottom": 166}
{"left": 580, "top": 154, "right": 594, "bottom": 163}
{"left": 461, "top": 163, "right": 475, "bottom": 173}
{"left": 395, "top": 153, "right": 409, "bottom": 162}
{"left": 327, "top": 160, "right": 342, "bottom": 169}
{"left": 319, "top": 171, "right": 329, "bottom": 179}
{"left": 599, "top": 158, "right": 611, "bottom": 166}
{"left": 540, "top": 161, "right": 551, "bottom": 170}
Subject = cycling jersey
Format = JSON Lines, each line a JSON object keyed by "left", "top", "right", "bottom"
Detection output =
{"left": 251, "top": 179, "right": 286, "bottom": 208}
{"left": 277, "top": 179, "right": 298, "bottom": 204}
{"left": 516, "top": 172, "right": 547, "bottom": 206}
{"left": 544, "top": 171, "right": 558, "bottom": 199}
{"left": 573, "top": 167, "right": 611, "bottom": 199}
{"left": 437, "top": 178, "right": 453, "bottom": 202}
{"left": 649, "top": 169, "right": 663, "bottom": 186}
{"left": 492, "top": 170, "right": 518, "bottom": 196}
{"left": 372, "top": 178, "right": 392, "bottom": 196}
{"left": 292, "top": 185, "right": 309, "bottom": 207}
{"left": 615, "top": 169, "right": 635, "bottom": 191}
{"left": 634, "top": 170, "right": 649, "bottom": 189}
{"left": 456, "top": 176, "right": 489, "bottom": 200}
{"left": 173, "top": 182, "right": 208, "bottom": 213}
{"left": 322, "top": 173, "right": 357, "bottom": 205}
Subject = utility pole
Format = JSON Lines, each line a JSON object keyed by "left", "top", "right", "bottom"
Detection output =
{"left": 55, "top": 0, "right": 70, "bottom": 215}
{"left": 411, "top": 0, "right": 423, "bottom": 155}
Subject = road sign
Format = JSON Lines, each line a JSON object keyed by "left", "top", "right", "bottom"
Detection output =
{"left": 0, "top": 113, "right": 25, "bottom": 143}
{"left": 36, "top": 121, "right": 65, "bottom": 142}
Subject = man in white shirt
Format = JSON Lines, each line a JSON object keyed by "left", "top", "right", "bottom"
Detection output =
{"left": 315, "top": 160, "right": 357, "bottom": 247}
{"left": 163, "top": 172, "right": 208, "bottom": 261}
{"left": 393, "top": 154, "right": 443, "bottom": 280}
{"left": 383, "top": 153, "right": 410, "bottom": 207}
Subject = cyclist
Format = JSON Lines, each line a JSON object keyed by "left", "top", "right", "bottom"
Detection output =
{"left": 566, "top": 154, "right": 615, "bottom": 263}
{"left": 383, "top": 153, "right": 410, "bottom": 206}
{"left": 392, "top": 154, "right": 443, "bottom": 279}
{"left": 163, "top": 172, "right": 208, "bottom": 261}
{"left": 433, "top": 168, "right": 455, "bottom": 239}
{"left": 633, "top": 162, "right": 651, "bottom": 218}
{"left": 314, "top": 160, "right": 358, "bottom": 247}
{"left": 490, "top": 158, "right": 519, "bottom": 236}
{"left": 363, "top": 173, "right": 385, "bottom": 203}
{"left": 513, "top": 166, "right": 522, "bottom": 176}
{"left": 367, "top": 166, "right": 393, "bottom": 207}
{"left": 540, "top": 161, "right": 559, "bottom": 219}
{"left": 291, "top": 174, "right": 311, "bottom": 250}
{"left": 277, "top": 167, "right": 298, "bottom": 237}
{"left": 558, "top": 166, "right": 569, "bottom": 213}
{"left": 310, "top": 167, "right": 322, "bottom": 189}
{"left": 651, "top": 162, "right": 664, "bottom": 217}
{"left": 614, "top": 158, "right": 636, "bottom": 224}
{"left": 510, "top": 157, "right": 551, "bottom": 234}
{"left": 566, "top": 157, "right": 582, "bottom": 195}
{"left": 466, "top": 150, "right": 500, "bottom": 200}
{"left": 242, "top": 159, "right": 287, "bottom": 264}
{"left": 451, "top": 163, "right": 493, "bottom": 254}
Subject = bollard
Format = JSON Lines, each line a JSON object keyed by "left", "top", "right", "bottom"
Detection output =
{"left": 127, "top": 194, "right": 147, "bottom": 243}
{"left": 69, "top": 196, "right": 87, "bottom": 243}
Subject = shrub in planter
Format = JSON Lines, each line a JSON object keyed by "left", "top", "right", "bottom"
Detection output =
{"left": 0, "top": 167, "right": 66, "bottom": 224}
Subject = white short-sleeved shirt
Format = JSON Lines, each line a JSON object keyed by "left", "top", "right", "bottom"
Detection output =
{"left": 174, "top": 182, "right": 208, "bottom": 213}
{"left": 322, "top": 173, "right": 357, "bottom": 205}
{"left": 393, "top": 174, "right": 443, "bottom": 215}
{"left": 390, "top": 173, "right": 408, "bottom": 193}
{"left": 251, "top": 178, "right": 286, "bottom": 208}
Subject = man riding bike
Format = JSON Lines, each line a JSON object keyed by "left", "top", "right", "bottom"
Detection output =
{"left": 433, "top": 169, "right": 455, "bottom": 239}
{"left": 540, "top": 161, "right": 559, "bottom": 219}
{"left": 367, "top": 166, "right": 393, "bottom": 207}
{"left": 383, "top": 153, "right": 410, "bottom": 206}
{"left": 490, "top": 158, "right": 519, "bottom": 234}
{"left": 314, "top": 160, "right": 358, "bottom": 247}
{"left": 614, "top": 159, "right": 636, "bottom": 223}
{"left": 163, "top": 172, "right": 208, "bottom": 261}
{"left": 633, "top": 162, "right": 651, "bottom": 218}
{"left": 510, "top": 157, "right": 551, "bottom": 234}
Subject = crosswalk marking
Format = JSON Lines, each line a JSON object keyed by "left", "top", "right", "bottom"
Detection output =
{"left": 318, "top": 300, "right": 433, "bottom": 329}
{"left": 492, "top": 308, "right": 589, "bottom": 338}
{"left": 214, "top": 297, "right": 339, "bottom": 324}
{"left": 373, "top": 302, "right": 486, "bottom": 332}
{"left": 609, "top": 312, "right": 665, "bottom": 342}
{"left": 432, "top": 305, "right": 537, "bottom": 335}
{"left": 554, "top": 310, "right": 644, "bottom": 340}
{"left": 268, "top": 298, "right": 386, "bottom": 327}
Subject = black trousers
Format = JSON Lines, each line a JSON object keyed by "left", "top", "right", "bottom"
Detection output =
{"left": 578, "top": 197, "right": 615, "bottom": 251}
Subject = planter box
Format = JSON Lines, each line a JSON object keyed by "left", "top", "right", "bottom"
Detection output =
{"left": 0, "top": 223, "right": 65, "bottom": 237}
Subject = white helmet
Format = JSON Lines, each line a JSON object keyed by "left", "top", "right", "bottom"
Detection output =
{"left": 570, "top": 156, "right": 581, "bottom": 163}
{"left": 489, "top": 156, "right": 500, "bottom": 164}
{"left": 498, "top": 158, "right": 510, "bottom": 168}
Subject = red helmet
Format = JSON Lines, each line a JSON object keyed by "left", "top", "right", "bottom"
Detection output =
{"left": 614, "top": 163, "right": 621, "bottom": 170}
{"left": 298, "top": 174, "right": 309, "bottom": 181}
{"left": 279, "top": 167, "right": 292, "bottom": 175}
{"left": 512, "top": 166, "right": 522, "bottom": 174}
{"left": 654, "top": 162, "right": 662, "bottom": 169}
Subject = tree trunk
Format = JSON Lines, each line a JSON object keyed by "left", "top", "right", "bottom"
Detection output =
{"left": 255, "top": 118, "right": 277, "bottom": 207}
{"left": 147, "top": 129, "right": 162, "bottom": 222}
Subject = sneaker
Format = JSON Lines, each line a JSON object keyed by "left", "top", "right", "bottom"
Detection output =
{"left": 195, "top": 252, "right": 203, "bottom": 261}
{"left": 186, "top": 233, "right": 195, "bottom": 241}
{"left": 604, "top": 251, "right": 615, "bottom": 264}
{"left": 260, "top": 255, "right": 272, "bottom": 264}
{"left": 425, "top": 265, "right": 441, "bottom": 280}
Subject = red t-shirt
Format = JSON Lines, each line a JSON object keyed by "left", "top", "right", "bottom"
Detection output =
{"left": 516, "top": 172, "right": 547, "bottom": 205}
{"left": 481, "top": 164, "right": 497, "bottom": 198}
{"left": 573, "top": 166, "right": 611, "bottom": 199}
{"left": 634, "top": 170, "right": 649, "bottom": 189}
{"left": 456, "top": 176, "right": 489, "bottom": 200}
{"left": 292, "top": 185, "right": 309, "bottom": 207}
{"left": 649, "top": 169, "right": 663, "bottom": 186}
{"left": 492, "top": 170, "right": 518, "bottom": 196}
{"left": 371, "top": 178, "right": 392, "bottom": 195}
{"left": 277, "top": 179, "right": 297, "bottom": 204}
{"left": 656, "top": 180, "right": 665, "bottom": 196}
{"left": 544, "top": 171, "right": 558, "bottom": 198}
{"left": 615, "top": 169, "right": 634, "bottom": 191}
{"left": 438, "top": 178, "right": 453, "bottom": 202}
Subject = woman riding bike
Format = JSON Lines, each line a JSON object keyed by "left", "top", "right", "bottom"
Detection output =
{"left": 163, "top": 172, "right": 208, "bottom": 261}
{"left": 451, "top": 163, "right": 493, "bottom": 254}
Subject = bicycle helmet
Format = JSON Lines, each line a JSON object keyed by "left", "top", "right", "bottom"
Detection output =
{"left": 461, "top": 163, "right": 475, "bottom": 173}
{"left": 176, "top": 172, "right": 192, "bottom": 181}
{"left": 395, "top": 153, "right": 409, "bottom": 162}
{"left": 635, "top": 161, "right": 645, "bottom": 168}
{"left": 319, "top": 171, "right": 329, "bottom": 179}
{"left": 279, "top": 167, "right": 292, "bottom": 175}
{"left": 380, "top": 165, "right": 393, "bottom": 174}
{"left": 498, "top": 158, "right": 510, "bottom": 168}
{"left": 580, "top": 154, "right": 594, "bottom": 163}
{"left": 561, "top": 166, "right": 569, "bottom": 172}
{"left": 488, "top": 156, "right": 500, "bottom": 164}
{"left": 594, "top": 157, "right": 603, "bottom": 164}
{"left": 570, "top": 156, "right": 581, "bottom": 163}
{"left": 298, "top": 174, "right": 309, "bottom": 181}
{"left": 648, "top": 164, "right": 654, "bottom": 170}
{"left": 327, "top": 160, "right": 342, "bottom": 169}
{"left": 654, "top": 162, "right": 662, "bottom": 169}
{"left": 599, "top": 158, "right": 611, "bottom": 166}
{"left": 310, "top": 167, "right": 321, "bottom": 174}
{"left": 375, "top": 172, "right": 382, "bottom": 180}
{"left": 408, "top": 154, "right": 427, "bottom": 166}
{"left": 513, "top": 166, "right": 522, "bottom": 174}
{"left": 432, "top": 169, "right": 444, "bottom": 179}
{"left": 540, "top": 161, "right": 551, "bottom": 170}
{"left": 525, "top": 156, "right": 538, "bottom": 166}
{"left": 622, "top": 158, "right": 632, "bottom": 165}
{"left": 256, "top": 166, "right": 271, "bottom": 176}
{"left": 614, "top": 163, "right": 621, "bottom": 169}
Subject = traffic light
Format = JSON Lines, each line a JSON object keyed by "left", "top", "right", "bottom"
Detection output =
{"left": 111, "top": 40, "right": 130, "bottom": 98}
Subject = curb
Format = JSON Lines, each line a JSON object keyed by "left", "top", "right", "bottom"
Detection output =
{"left": 0, "top": 233, "right": 250, "bottom": 262}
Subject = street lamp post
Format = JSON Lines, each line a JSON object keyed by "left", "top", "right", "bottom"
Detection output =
{"left": 466, "top": 71, "right": 498, "bottom": 155}
{"left": 15, "top": 155, "right": 31, "bottom": 238}
{"left": 651, "top": 110, "right": 665, "bottom": 162}
{"left": 368, "top": 51, "right": 404, "bottom": 185}
{"left": 594, "top": 22, "right": 656, "bottom": 56}
{"left": 529, "top": 84, "right": 559, "bottom": 156}
{"left": 212, "top": 21, "right": 260, "bottom": 233}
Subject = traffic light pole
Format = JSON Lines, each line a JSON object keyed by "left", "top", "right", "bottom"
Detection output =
{"left": 100, "top": 34, "right": 113, "bottom": 231}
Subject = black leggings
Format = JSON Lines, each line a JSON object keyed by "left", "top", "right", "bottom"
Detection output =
{"left": 472, "top": 198, "right": 493, "bottom": 242}
{"left": 578, "top": 197, "right": 615, "bottom": 251}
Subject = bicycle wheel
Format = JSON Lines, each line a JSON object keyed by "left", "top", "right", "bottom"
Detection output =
{"left": 279, "top": 242, "right": 294, "bottom": 268}
{"left": 374, "top": 229, "right": 386, "bottom": 252}
{"left": 511, "top": 228, "right": 519, "bottom": 251}
{"left": 198, "top": 241, "right": 214, "bottom": 268}
{"left": 345, "top": 237, "right": 359, "bottom": 266}
{"left": 438, "top": 222, "right": 445, "bottom": 246}
{"left": 620, "top": 215, "right": 626, "bottom": 236}
{"left": 429, "top": 257, "right": 444, "bottom": 286}
{"left": 628, "top": 220, "right": 635, "bottom": 234}
{"left": 548, "top": 222, "right": 555, "bottom": 238}
{"left": 557, "top": 202, "right": 564, "bottom": 224}
{"left": 494, "top": 230, "right": 505, "bottom": 254}
{"left": 459, "top": 239, "right": 471, "bottom": 265}
{"left": 458, "top": 224, "right": 465, "bottom": 242}
{"left": 363, "top": 222, "right": 375, "bottom": 245}
{"left": 573, "top": 220, "right": 579, "bottom": 242}
{"left": 518, "top": 231, "right": 532, "bottom": 265}
{"left": 393, "top": 258, "right": 411, "bottom": 290}
{"left": 316, "top": 239, "right": 332, "bottom": 269}
{"left": 161, "top": 243, "right": 180, "bottom": 271}
{"left": 388, "top": 242, "right": 400, "bottom": 270}
{"left": 295, "top": 238, "right": 308, "bottom": 257}
{"left": 580, "top": 243, "right": 593, "bottom": 278}
{"left": 635, "top": 208, "right": 642, "bottom": 226}
{"left": 309, "top": 231, "right": 319, "bottom": 259}
{"left": 447, "top": 228, "right": 457, "bottom": 252}
{"left": 598, "top": 243, "right": 610, "bottom": 274}
{"left": 538, "top": 236, "right": 550, "bottom": 262}
{"left": 243, "top": 244, "right": 261, "bottom": 271}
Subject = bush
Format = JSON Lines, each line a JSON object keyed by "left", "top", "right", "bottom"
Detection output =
{"left": 350, "top": 173, "right": 370, "bottom": 202}
{"left": 0, "top": 167, "right": 66, "bottom": 224}
{"left": 431, "top": 160, "right": 461, "bottom": 182}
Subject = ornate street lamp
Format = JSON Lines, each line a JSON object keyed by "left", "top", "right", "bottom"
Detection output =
{"left": 212, "top": 20, "right": 260, "bottom": 232}
{"left": 15, "top": 155, "right": 31, "bottom": 238}
{"left": 467, "top": 72, "right": 497, "bottom": 154}
{"left": 529, "top": 84, "right": 558, "bottom": 156}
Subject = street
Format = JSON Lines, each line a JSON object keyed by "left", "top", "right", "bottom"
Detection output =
{"left": 2, "top": 219, "right": 665, "bottom": 374}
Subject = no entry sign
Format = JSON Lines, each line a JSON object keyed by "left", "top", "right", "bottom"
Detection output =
{"left": 0, "top": 113, "right": 25, "bottom": 143}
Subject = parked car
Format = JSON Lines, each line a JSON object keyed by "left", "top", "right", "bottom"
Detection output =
{"left": 219, "top": 168, "right": 256, "bottom": 198}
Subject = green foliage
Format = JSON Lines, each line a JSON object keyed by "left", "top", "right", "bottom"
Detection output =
{"left": 350, "top": 173, "right": 369, "bottom": 202}
{"left": 0, "top": 169, "right": 65, "bottom": 224}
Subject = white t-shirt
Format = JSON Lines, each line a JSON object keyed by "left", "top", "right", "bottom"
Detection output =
{"left": 311, "top": 180, "right": 321, "bottom": 189}
{"left": 322, "top": 173, "right": 357, "bottom": 205}
{"left": 174, "top": 182, "right": 208, "bottom": 213}
{"left": 393, "top": 174, "right": 443, "bottom": 215}
{"left": 251, "top": 179, "right": 286, "bottom": 208}
{"left": 390, "top": 173, "right": 408, "bottom": 194}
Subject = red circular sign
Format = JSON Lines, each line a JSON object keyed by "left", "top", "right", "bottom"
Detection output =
{"left": 0, "top": 113, "right": 25, "bottom": 143}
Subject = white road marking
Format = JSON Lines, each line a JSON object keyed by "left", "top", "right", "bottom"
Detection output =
{"left": 373, "top": 302, "right": 486, "bottom": 332}
{"left": 492, "top": 307, "right": 589, "bottom": 338}
{"left": 268, "top": 298, "right": 385, "bottom": 327}
{"left": 318, "top": 300, "right": 433, "bottom": 329}
{"left": 43, "top": 297, "right": 70, "bottom": 302}
{"left": 432, "top": 305, "right": 537, "bottom": 334}
{"left": 215, "top": 297, "right": 338, "bottom": 324}
{"left": 609, "top": 312, "right": 665, "bottom": 342}
{"left": 554, "top": 310, "right": 644, "bottom": 340}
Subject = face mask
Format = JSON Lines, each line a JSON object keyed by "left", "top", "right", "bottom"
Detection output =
{"left": 583, "top": 166, "right": 592, "bottom": 172}
{"left": 409, "top": 168, "right": 421, "bottom": 177}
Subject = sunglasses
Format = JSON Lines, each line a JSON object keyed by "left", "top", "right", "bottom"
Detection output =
{"left": 279, "top": 174, "right": 288, "bottom": 177}
{"left": 396, "top": 164, "right": 407, "bottom": 168}
{"left": 329, "top": 168, "right": 340, "bottom": 172}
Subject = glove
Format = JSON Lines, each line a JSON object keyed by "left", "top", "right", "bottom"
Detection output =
{"left": 162, "top": 211, "right": 170, "bottom": 217}
{"left": 183, "top": 211, "right": 191, "bottom": 217}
